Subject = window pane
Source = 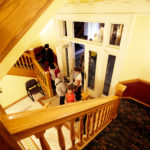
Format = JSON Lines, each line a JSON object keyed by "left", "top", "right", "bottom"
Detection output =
{"left": 75, "top": 43, "right": 85, "bottom": 67}
{"left": 88, "top": 51, "right": 97, "bottom": 90}
{"left": 74, "top": 22, "right": 105, "bottom": 43}
{"left": 65, "top": 48, "right": 69, "bottom": 76}
{"left": 109, "top": 24, "right": 123, "bottom": 46}
{"left": 103, "top": 55, "right": 116, "bottom": 95}
{"left": 62, "top": 21, "right": 67, "bottom": 36}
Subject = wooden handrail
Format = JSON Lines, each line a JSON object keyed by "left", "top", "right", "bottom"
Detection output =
{"left": 0, "top": 79, "right": 126, "bottom": 149}
{"left": 33, "top": 60, "right": 53, "bottom": 97}
{"left": 0, "top": 96, "right": 121, "bottom": 150}
{"left": 2, "top": 96, "right": 118, "bottom": 139}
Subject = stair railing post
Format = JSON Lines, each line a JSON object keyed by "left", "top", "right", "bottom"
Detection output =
{"left": 56, "top": 124, "right": 66, "bottom": 150}
{"left": 0, "top": 119, "right": 21, "bottom": 149}
{"left": 35, "top": 131, "right": 51, "bottom": 150}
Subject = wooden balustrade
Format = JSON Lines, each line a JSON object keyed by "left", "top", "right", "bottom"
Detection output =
{"left": 8, "top": 49, "right": 53, "bottom": 97}
{"left": 35, "top": 131, "right": 51, "bottom": 150}
{"left": 33, "top": 60, "right": 53, "bottom": 97}
{"left": 7, "top": 52, "right": 36, "bottom": 77}
{"left": 0, "top": 95, "right": 123, "bottom": 150}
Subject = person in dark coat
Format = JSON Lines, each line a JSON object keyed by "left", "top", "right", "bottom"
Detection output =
{"left": 38, "top": 44, "right": 54, "bottom": 69}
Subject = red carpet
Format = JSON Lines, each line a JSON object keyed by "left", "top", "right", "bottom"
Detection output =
{"left": 122, "top": 81, "right": 150, "bottom": 105}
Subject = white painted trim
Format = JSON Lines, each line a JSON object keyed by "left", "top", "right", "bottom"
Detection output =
{"left": 55, "top": 13, "right": 133, "bottom": 97}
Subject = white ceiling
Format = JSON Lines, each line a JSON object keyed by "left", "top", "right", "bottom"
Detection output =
{"left": 58, "top": 0, "right": 150, "bottom": 14}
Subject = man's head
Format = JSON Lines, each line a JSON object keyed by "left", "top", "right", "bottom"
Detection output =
{"left": 44, "top": 44, "right": 49, "bottom": 51}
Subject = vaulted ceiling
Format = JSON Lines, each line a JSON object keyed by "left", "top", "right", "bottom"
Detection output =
{"left": 0, "top": 0, "right": 54, "bottom": 62}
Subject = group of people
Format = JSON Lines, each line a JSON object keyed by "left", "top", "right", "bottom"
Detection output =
{"left": 39, "top": 44, "right": 83, "bottom": 105}
{"left": 55, "top": 66, "right": 82, "bottom": 105}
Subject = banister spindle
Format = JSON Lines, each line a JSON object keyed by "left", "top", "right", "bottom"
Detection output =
{"left": 107, "top": 104, "right": 113, "bottom": 121}
{"left": 56, "top": 124, "right": 65, "bottom": 150}
{"left": 95, "top": 109, "right": 101, "bottom": 131}
{"left": 77, "top": 116, "right": 84, "bottom": 146}
{"left": 70, "top": 119, "right": 76, "bottom": 150}
{"left": 35, "top": 131, "right": 51, "bottom": 150}
{"left": 26, "top": 56, "right": 31, "bottom": 69}
{"left": 99, "top": 107, "right": 106, "bottom": 129}
{"left": 98, "top": 107, "right": 104, "bottom": 129}
{"left": 18, "top": 58, "right": 23, "bottom": 68}
{"left": 91, "top": 111, "right": 96, "bottom": 135}
{"left": 24, "top": 56, "right": 29, "bottom": 69}
{"left": 105, "top": 105, "right": 110, "bottom": 124}
{"left": 112, "top": 100, "right": 119, "bottom": 119}
{"left": 21, "top": 56, "right": 25, "bottom": 69}
{"left": 30, "top": 57, "right": 34, "bottom": 70}
{"left": 85, "top": 113, "right": 90, "bottom": 140}
{"left": 110, "top": 103, "right": 114, "bottom": 119}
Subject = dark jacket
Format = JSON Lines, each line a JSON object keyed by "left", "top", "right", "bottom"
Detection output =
{"left": 40, "top": 48, "right": 54, "bottom": 65}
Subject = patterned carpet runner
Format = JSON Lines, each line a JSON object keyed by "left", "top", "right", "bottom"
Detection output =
{"left": 83, "top": 99, "right": 150, "bottom": 150}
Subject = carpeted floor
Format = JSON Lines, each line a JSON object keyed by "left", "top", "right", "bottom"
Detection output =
{"left": 83, "top": 99, "right": 150, "bottom": 150}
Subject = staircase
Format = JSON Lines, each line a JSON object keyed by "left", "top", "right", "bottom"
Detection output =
{"left": 7, "top": 49, "right": 53, "bottom": 98}
{"left": 7, "top": 51, "right": 36, "bottom": 78}
{"left": 0, "top": 84, "right": 125, "bottom": 150}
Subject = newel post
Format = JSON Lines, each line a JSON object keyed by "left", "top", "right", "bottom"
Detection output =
{"left": 0, "top": 117, "right": 21, "bottom": 150}
{"left": 35, "top": 131, "right": 51, "bottom": 150}
{"left": 113, "top": 83, "right": 127, "bottom": 119}
{"left": 115, "top": 83, "right": 127, "bottom": 97}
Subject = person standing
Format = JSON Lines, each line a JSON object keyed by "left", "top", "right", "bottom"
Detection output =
{"left": 39, "top": 44, "right": 54, "bottom": 69}
{"left": 65, "top": 85, "right": 76, "bottom": 104}
{"left": 73, "top": 66, "right": 82, "bottom": 101}
{"left": 49, "top": 63, "right": 59, "bottom": 94}
{"left": 55, "top": 78, "right": 66, "bottom": 105}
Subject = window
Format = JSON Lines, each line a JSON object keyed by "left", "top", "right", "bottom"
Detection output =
{"left": 65, "top": 48, "right": 69, "bottom": 76}
{"left": 103, "top": 55, "right": 116, "bottom": 95}
{"left": 109, "top": 24, "right": 124, "bottom": 46}
{"left": 88, "top": 51, "right": 97, "bottom": 90}
{"left": 62, "top": 21, "right": 67, "bottom": 36}
{"left": 74, "top": 22, "right": 105, "bottom": 43}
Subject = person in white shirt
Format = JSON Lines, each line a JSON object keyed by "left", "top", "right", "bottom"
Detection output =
{"left": 55, "top": 77, "right": 66, "bottom": 105}
{"left": 73, "top": 66, "right": 82, "bottom": 101}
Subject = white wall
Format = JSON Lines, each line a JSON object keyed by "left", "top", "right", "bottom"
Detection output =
{"left": 39, "top": 18, "right": 57, "bottom": 54}
{"left": 120, "top": 15, "right": 150, "bottom": 82}
{"left": 0, "top": 75, "right": 35, "bottom": 108}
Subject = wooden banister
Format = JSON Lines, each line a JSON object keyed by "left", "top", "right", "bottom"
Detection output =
{"left": 0, "top": 120, "right": 21, "bottom": 149}
{"left": 33, "top": 60, "right": 53, "bottom": 97}
{"left": 2, "top": 97, "right": 118, "bottom": 139}
{"left": 7, "top": 51, "right": 36, "bottom": 77}
{"left": 0, "top": 82, "right": 126, "bottom": 150}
